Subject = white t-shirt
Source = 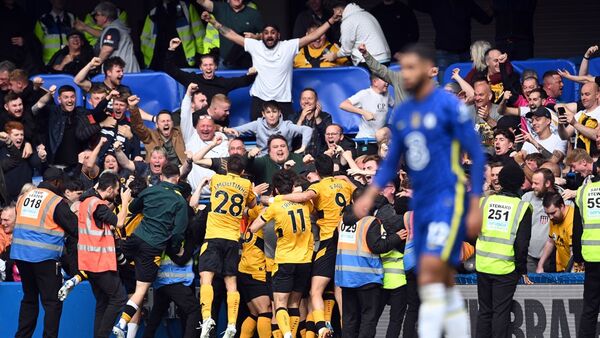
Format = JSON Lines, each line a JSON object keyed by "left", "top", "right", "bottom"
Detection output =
{"left": 245, "top": 38, "right": 299, "bottom": 102}
{"left": 522, "top": 133, "right": 567, "bottom": 156}
{"left": 348, "top": 88, "right": 394, "bottom": 138}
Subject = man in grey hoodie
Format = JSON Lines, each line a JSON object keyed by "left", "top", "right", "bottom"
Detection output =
{"left": 227, "top": 101, "right": 313, "bottom": 157}
{"left": 93, "top": 1, "right": 140, "bottom": 72}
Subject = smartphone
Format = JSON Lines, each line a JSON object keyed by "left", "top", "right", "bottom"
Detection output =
{"left": 557, "top": 107, "right": 566, "bottom": 117}
{"left": 514, "top": 128, "right": 522, "bottom": 137}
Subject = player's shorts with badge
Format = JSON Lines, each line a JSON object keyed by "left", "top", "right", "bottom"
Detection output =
{"left": 198, "top": 238, "right": 241, "bottom": 276}
{"left": 412, "top": 190, "right": 467, "bottom": 267}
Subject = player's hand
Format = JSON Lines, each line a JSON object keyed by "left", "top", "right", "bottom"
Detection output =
{"left": 22, "top": 142, "right": 33, "bottom": 159}
{"left": 522, "top": 274, "right": 534, "bottom": 285}
{"left": 127, "top": 95, "right": 140, "bottom": 108}
{"left": 253, "top": 183, "right": 269, "bottom": 196}
{"left": 169, "top": 38, "right": 182, "bottom": 50}
{"left": 358, "top": 43, "right": 367, "bottom": 56}
{"left": 465, "top": 197, "right": 482, "bottom": 240}
{"left": 362, "top": 111, "right": 375, "bottom": 121}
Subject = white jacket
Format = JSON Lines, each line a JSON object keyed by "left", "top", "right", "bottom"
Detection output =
{"left": 337, "top": 3, "right": 390, "bottom": 65}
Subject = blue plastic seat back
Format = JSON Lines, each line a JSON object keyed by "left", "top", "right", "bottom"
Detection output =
{"left": 441, "top": 62, "right": 473, "bottom": 85}
{"left": 30, "top": 74, "right": 84, "bottom": 106}
{"left": 91, "top": 71, "right": 180, "bottom": 114}
{"left": 292, "top": 67, "right": 371, "bottom": 134}
{"left": 589, "top": 58, "right": 600, "bottom": 77}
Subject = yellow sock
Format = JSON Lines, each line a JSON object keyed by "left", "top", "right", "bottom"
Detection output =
{"left": 323, "top": 293, "right": 335, "bottom": 323}
{"left": 227, "top": 291, "right": 240, "bottom": 325}
{"left": 200, "top": 284, "right": 214, "bottom": 321}
{"left": 276, "top": 308, "right": 292, "bottom": 334}
{"left": 257, "top": 314, "right": 272, "bottom": 338}
{"left": 272, "top": 328, "right": 283, "bottom": 338}
{"left": 289, "top": 308, "right": 300, "bottom": 337}
{"left": 240, "top": 315, "right": 257, "bottom": 338}
{"left": 313, "top": 309, "right": 325, "bottom": 325}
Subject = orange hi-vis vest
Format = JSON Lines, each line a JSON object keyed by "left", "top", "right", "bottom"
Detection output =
{"left": 11, "top": 188, "right": 64, "bottom": 262}
{"left": 77, "top": 196, "right": 117, "bottom": 272}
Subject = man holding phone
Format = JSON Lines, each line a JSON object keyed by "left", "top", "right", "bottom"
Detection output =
{"left": 557, "top": 82, "right": 600, "bottom": 155}
{"left": 520, "top": 108, "right": 567, "bottom": 164}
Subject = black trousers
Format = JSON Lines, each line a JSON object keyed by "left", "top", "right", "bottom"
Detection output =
{"left": 341, "top": 284, "right": 382, "bottom": 338}
{"left": 377, "top": 285, "right": 407, "bottom": 338}
{"left": 87, "top": 271, "right": 127, "bottom": 338}
{"left": 14, "top": 259, "right": 63, "bottom": 338}
{"left": 579, "top": 261, "right": 600, "bottom": 338}
{"left": 402, "top": 270, "right": 419, "bottom": 338}
{"left": 142, "top": 283, "right": 201, "bottom": 338}
{"left": 475, "top": 271, "right": 519, "bottom": 338}
{"left": 250, "top": 96, "right": 294, "bottom": 121}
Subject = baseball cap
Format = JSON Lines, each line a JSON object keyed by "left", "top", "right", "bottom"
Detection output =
{"left": 525, "top": 107, "right": 552, "bottom": 119}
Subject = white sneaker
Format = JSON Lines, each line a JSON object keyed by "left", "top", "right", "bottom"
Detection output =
{"left": 200, "top": 318, "right": 215, "bottom": 338}
{"left": 58, "top": 279, "right": 75, "bottom": 301}
{"left": 318, "top": 327, "right": 332, "bottom": 338}
{"left": 222, "top": 324, "right": 236, "bottom": 338}
{"left": 112, "top": 325, "right": 126, "bottom": 338}
{"left": 283, "top": 332, "right": 293, "bottom": 338}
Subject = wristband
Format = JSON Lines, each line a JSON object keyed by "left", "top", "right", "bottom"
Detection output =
{"left": 327, "top": 19, "right": 334, "bottom": 26}
{"left": 584, "top": 56, "right": 590, "bottom": 60}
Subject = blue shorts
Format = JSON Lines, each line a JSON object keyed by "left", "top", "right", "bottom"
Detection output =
{"left": 412, "top": 189, "right": 468, "bottom": 268}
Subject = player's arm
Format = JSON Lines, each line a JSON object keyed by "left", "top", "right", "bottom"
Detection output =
{"left": 201, "top": 12, "right": 244, "bottom": 47}
{"left": 280, "top": 190, "right": 316, "bottom": 203}
{"left": 250, "top": 212, "right": 269, "bottom": 233}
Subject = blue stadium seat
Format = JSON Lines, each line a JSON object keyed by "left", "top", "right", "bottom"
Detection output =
{"left": 588, "top": 57, "right": 600, "bottom": 76}
{"left": 91, "top": 72, "right": 180, "bottom": 114}
{"left": 512, "top": 59, "right": 579, "bottom": 102}
{"left": 292, "top": 67, "right": 371, "bottom": 134}
{"left": 441, "top": 62, "right": 473, "bottom": 85}
{"left": 30, "top": 74, "right": 84, "bottom": 106}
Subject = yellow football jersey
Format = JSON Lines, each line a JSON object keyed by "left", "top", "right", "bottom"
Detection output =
{"left": 261, "top": 196, "right": 313, "bottom": 264}
{"left": 206, "top": 173, "right": 256, "bottom": 242}
{"left": 307, "top": 177, "right": 354, "bottom": 240}
{"left": 239, "top": 205, "right": 267, "bottom": 281}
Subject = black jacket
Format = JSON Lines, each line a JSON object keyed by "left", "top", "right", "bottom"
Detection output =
{"left": 0, "top": 142, "right": 24, "bottom": 205}
{"left": 342, "top": 204, "right": 403, "bottom": 255}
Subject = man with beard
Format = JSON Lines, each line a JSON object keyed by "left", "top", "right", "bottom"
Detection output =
{"left": 522, "top": 168, "right": 556, "bottom": 273}
{"left": 293, "top": 24, "right": 348, "bottom": 68}
{"left": 75, "top": 56, "right": 130, "bottom": 96}
{"left": 201, "top": 9, "right": 342, "bottom": 120}
{"left": 0, "top": 61, "right": 15, "bottom": 104}
{"left": 166, "top": 38, "right": 256, "bottom": 104}
{"left": 129, "top": 95, "right": 185, "bottom": 166}
{"left": 537, "top": 192, "right": 574, "bottom": 273}
{"left": 1, "top": 93, "right": 37, "bottom": 145}
{"left": 499, "top": 88, "right": 559, "bottom": 131}
{"left": 37, "top": 85, "right": 103, "bottom": 174}
{"left": 249, "top": 135, "right": 306, "bottom": 186}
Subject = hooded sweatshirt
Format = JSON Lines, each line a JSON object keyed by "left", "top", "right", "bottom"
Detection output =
{"left": 234, "top": 116, "right": 313, "bottom": 156}
{"left": 337, "top": 3, "right": 390, "bottom": 65}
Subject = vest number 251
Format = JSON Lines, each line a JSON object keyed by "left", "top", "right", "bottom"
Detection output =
{"left": 488, "top": 208, "right": 509, "bottom": 221}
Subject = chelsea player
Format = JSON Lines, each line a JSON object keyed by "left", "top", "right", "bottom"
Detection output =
{"left": 354, "top": 44, "right": 485, "bottom": 338}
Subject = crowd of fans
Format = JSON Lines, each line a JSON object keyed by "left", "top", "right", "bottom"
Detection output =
{"left": 0, "top": 0, "right": 599, "bottom": 337}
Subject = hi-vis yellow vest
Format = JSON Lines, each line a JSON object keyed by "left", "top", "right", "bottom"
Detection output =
{"left": 577, "top": 180, "right": 600, "bottom": 262}
{"left": 476, "top": 195, "right": 530, "bottom": 275}
{"left": 141, "top": 1, "right": 204, "bottom": 67}
{"left": 83, "top": 9, "right": 128, "bottom": 46}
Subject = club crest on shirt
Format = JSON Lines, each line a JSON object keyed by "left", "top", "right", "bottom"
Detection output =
{"left": 411, "top": 112, "right": 421, "bottom": 129}
{"left": 424, "top": 113, "right": 437, "bottom": 130}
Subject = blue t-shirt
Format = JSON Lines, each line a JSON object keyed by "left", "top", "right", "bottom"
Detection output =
{"left": 374, "top": 88, "right": 484, "bottom": 207}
